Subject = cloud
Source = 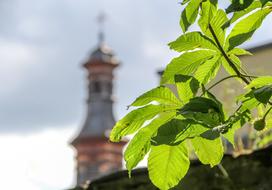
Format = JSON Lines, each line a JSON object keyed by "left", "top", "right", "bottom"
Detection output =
{"left": 0, "top": 36, "right": 84, "bottom": 132}
{"left": 0, "top": 39, "right": 37, "bottom": 94}
{"left": 0, "top": 128, "right": 76, "bottom": 190}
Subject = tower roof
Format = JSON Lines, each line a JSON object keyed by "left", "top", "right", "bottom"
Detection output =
{"left": 85, "top": 12, "right": 119, "bottom": 66}
{"left": 72, "top": 13, "right": 120, "bottom": 146}
{"left": 87, "top": 43, "right": 119, "bottom": 65}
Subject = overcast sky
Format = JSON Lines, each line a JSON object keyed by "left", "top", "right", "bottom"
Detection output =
{"left": 0, "top": 0, "right": 180, "bottom": 133}
{"left": 0, "top": 1, "right": 272, "bottom": 189}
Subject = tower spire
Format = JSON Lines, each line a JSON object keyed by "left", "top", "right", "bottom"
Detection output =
{"left": 97, "top": 12, "right": 106, "bottom": 44}
{"left": 71, "top": 13, "right": 125, "bottom": 186}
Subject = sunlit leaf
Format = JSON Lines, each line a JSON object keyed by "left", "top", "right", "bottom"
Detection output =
{"left": 175, "top": 75, "right": 199, "bottom": 104}
{"left": 238, "top": 91, "right": 261, "bottom": 112}
{"left": 130, "top": 86, "right": 181, "bottom": 107}
{"left": 110, "top": 105, "right": 178, "bottom": 142}
{"left": 186, "top": 0, "right": 202, "bottom": 23}
{"left": 181, "top": 0, "right": 191, "bottom": 5}
{"left": 228, "top": 47, "right": 252, "bottom": 56}
{"left": 226, "top": 7, "right": 272, "bottom": 50}
{"left": 152, "top": 118, "right": 208, "bottom": 145}
{"left": 209, "top": 9, "right": 229, "bottom": 46}
{"left": 200, "top": 8, "right": 228, "bottom": 46}
{"left": 222, "top": 122, "right": 240, "bottom": 146}
{"left": 198, "top": 0, "right": 217, "bottom": 37}
{"left": 161, "top": 50, "right": 216, "bottom": 84}
{"left": 203, "top": 90, "right": 225, "bottom": 121}
{"left": 180, "top": 0, "right": 202, "bottom": 32}
{"left": 228, "top": 1, "right": 262, "bottom": 24}
{"left": 148, "top": 142, "right": 189, "bottom": 190}
{"left": 253, "top": 85, "right": 272, "bottom": 104}
{"left": 180, "top": 97, "right": 222, "bottom": 115}
{"left": 260, "top": 0, "right": 272, "bottom": 6}
{"left": 169, "top": 31, "right": 218, "bottom": 52}
{"left": 222, "top": 110, "right": 251, "bottom": 146}
{"left": 125, "top": 112, "right": 176, "bottom": 174}
{"left": 246, "top": 76, "right": 272, "bottom": 89}
{"left": 221, "top": 54, "right": 243, "bottom": 83}
{"left": 179, "top": 97, "right": 224, "bottom": 127}
{"left": 194, "top": 55, "right": 221, "bottom": 84}
{"left": 191, "top": 136, "right": 224, "bottom": 167}
{"left": 226, "top": 0, "right": 255, "bottom": 13}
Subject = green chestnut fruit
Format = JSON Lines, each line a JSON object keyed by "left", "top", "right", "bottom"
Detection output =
{"left": 254, "top": 119, "right": 266, "bottom": 131}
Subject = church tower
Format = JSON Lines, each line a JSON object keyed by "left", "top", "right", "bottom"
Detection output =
{"left": 71, "top": 15, "right": 126, "bottom": 185}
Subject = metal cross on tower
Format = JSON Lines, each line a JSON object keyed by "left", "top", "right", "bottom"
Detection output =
{"left": 97, "top": 12, "right": 107, "bottom": 43}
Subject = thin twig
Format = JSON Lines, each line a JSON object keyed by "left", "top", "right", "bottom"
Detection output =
{"left": 206, "top": 75, "right": 238, "bottom": 92}
{"left": 263, "top": 107, "right": 272, "bottom": 119}
{"left": 217, "top": 163, "right": 229, "bottom": 178}
{"left": 208, "top": 24, "right": 250, "bottom": 85}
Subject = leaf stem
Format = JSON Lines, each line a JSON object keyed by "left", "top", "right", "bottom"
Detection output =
{"left": 206, "top": 75, "right": 238, "bottom": 92}
{"left": 208, "top": 24, "right": 250, "bottom": 85}
{"left": 263, "top": 107, "right": 272, "bottom": 119}
{"left": 204, "top": 74, "right": 254, "bottom": 93}
{"left": 217, "top": 163, "right": 238, "bottom": 190}
{"left": 217, "top": 163, "right": 229, "bottom": 178}
{"left": 240, "top": 74, "right": 258, "bottom": 78}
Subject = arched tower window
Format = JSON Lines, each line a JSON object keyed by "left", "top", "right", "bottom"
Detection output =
{"left": 93, "top": 81, "right": 101, "bottom": 93}
{"left": 107, "top": 81, "right": 112, "bottom": 94}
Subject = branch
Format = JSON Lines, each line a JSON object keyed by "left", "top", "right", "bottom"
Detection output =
{"left": 202, "top": 74, "right": 255, "bottom": 95}
{"left": 206, "top": 75, "right": 238, "bottom": 92}
{"left": 217, "top": 163, "right": 229, "bottom": 178}
{"left": 263, "top": 107, "right": 272, "bottom": 119}
{"left": 208, "top": 24, "right": 250, "bottom": 85}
